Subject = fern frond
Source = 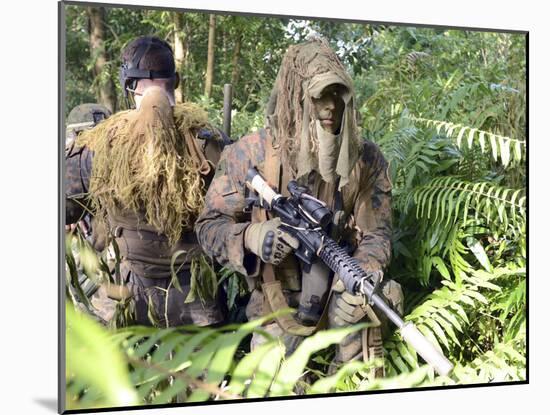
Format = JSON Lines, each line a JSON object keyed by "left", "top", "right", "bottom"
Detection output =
{"left": 408, "top": 115, "right": 525, "bottom": 167}
{"left": 410, "top": 177, "right": 525, "bottom": 232}
{"left": 452, "top": 337, "right": 526, "bottom": 383}
{"left": 365, "top": 333, "right": 525, "bottom": 390}
{"left": 383, "top": 266, "right": 505, "bottom": 376}
{"left": 103, "top": 314, "right": 374, "bottom": 403}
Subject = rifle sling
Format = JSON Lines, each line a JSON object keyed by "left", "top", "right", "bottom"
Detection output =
{"left": 255, "top": 129, "right": 326, "bottom": 336}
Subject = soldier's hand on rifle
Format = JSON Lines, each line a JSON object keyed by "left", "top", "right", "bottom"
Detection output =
{"left": 330, "top": 277, "right": 382, "bottom": 328}
{"left": 244, "top": 218, "right": 299, "bottom": 265}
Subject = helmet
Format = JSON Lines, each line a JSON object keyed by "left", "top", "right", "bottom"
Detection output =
{"left": 67, "top": 103, "right": 112, "bottom": 131}
{"left": 119, "top": 36, "right": 177, "bottom": 101}
{"left": 66, "top": 103, "right": 111, "bottom": 144}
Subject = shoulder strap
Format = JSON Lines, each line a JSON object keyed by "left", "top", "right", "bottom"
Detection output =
{"left": 263, "top": 129, "right": 282, "bottom": 195}
{"left": 185, "top": 133, "right": 211, "bottom": 176}
{"left": 252, "top": 130, "right": 316, "bottom": 336}
{"left": 251, "top": 129, "right": 280, "bottom": 224}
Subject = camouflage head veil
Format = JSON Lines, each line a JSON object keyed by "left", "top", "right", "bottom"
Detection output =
{"left": 77, "top": 87, "right": 211, "bottom": 244}
{"left": 265, "top": 37, "right": 362, "bottom": 189}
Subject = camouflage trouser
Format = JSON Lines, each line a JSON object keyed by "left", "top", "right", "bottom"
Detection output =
{"left": 90, "top": 285, "right": 117, "bottom": 323}
{"left": 98, "top": 264, "right": 225, "bottom": 328}
{"left": 247, "top": 279, "right": 404, "bottom": 372}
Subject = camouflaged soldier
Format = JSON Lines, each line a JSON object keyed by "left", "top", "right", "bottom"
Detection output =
{"left": 66, "top": 103, "right": 111, "bottom": 145}
{"left": 66, "top": 36, "right": 229, "bottom": 328}
{"left": 196, "top": 37, "right": 403, "bottom": 374}
{"left": 65, "top": 103, "right": 115, "bottom": 322}
{"left": 66, "top": 103, "right": 116, "bottom": 250}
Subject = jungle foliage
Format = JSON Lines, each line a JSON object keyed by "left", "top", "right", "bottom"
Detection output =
{"left": 64, "top": 4, "right": 526, "bottom": 410}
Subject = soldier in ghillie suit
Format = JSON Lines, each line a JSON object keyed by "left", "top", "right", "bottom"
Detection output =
{"left": 195, "top": 37, "right": 403, "bottom": 374}
{"left": 66, "top": 36, "right": 229, "bottom": 328}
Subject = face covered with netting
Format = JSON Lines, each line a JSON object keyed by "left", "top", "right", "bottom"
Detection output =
{"left": 266, "top": 37, "right": 361, "bottom": 188}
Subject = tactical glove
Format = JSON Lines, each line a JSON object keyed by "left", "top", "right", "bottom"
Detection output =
{"left": 244, "top": 218, "right": 300, "bottom": 265}
{"left": 330, "top": 272, "right": 383, "bottom": 327}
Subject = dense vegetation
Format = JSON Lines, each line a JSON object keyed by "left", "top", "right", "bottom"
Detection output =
{"left": 64, "top": 4, "right": 526, "bottom": 410}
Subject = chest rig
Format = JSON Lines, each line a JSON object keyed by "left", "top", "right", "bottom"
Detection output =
{"left": 249, "top": 129, "right": 354, "bottom": 335}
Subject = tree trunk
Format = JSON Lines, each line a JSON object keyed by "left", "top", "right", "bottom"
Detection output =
{"left": 87, "top": 7, "right": 117, "bottom": 112}
{"left": 204, "top": 14, "right": 216, "bottom": 98}
{"left": 173, "top": 12, "right": 188, "bottom": 103}
{"left": 231, "top": 33, "right": 242, "bottom": 86}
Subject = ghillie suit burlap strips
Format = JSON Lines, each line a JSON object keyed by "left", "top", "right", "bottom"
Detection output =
{"left": 77, "top": 87, "right": 214, "bottom": 245}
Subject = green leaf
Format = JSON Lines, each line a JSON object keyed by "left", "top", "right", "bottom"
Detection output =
{"left": 464, "top": 289, "right": 488, "bottom": 304}
{"left": 151, "top": 332, "right": 187, "bottom": 363}
{"left": 389, "top": 349, "right": 411, "bottom": 373}
{"left": 66, "top": 305, "right": 138, "bottom": 408}
{"left": 432, "top": 256, "right": 451, "bottom": 280}
{"left": 170, "top": 250, "right": 188, "bottom": 294}
{"left": 247, "top": 343, "right": 285, "bottom": 398}
{"left": 459, "top": 294, "right": 476, "bottom": 307}
{"left": 448, "top": 302, "right": 468, "bottom": 325}
{"left": 151, "top": 378, "right": 188, "bottom": 404}
{"left": 489, "top": 134, "right": 498, "bottom": 161}
{"left": 308, "top": 361, "right": 367, "bottom": 394}
{"left": 167, "top": 329, "right": 217, "bottom": 373}
{"left": 437, "top": 308, "right": 463, "bottom": 333}
{"left": 205, "top": 319, "right": 274, "bottom": 386}
{"left": 513, "top": 140, "right": 522, "bottom": 162}
{"left": 423, "top": 318, "right": 450, "bottom": 350}
{"left": 499, "top": 136, "right": 511, "bottom": 167}
{"left": 478, "top": 131, "right": 486, "bottom": 153}
{"left": 456, "top": 126, "right": 467, "bottom": 147}
{"left": 467, "top": 128, "right": 476, "bottom": 149}
{"left": 434, "top": 158, "right": 459, "bottom": 173}
{"left": 270, "top": 325, "right": 368, "bottom": 396}
{"left": 396, "top": 341, "right": 419, "bottom": 369}
{"left": 228, "top": 341, "right": 278, "bottom": 396}
{"left": 434, "top": 314, "right": 460, "bottom": 345}
{"left": 133, "top": 329, "right": 174, "bottom": 359}
{"left": 466, "top": 237, "right": 493, "bottom": 272}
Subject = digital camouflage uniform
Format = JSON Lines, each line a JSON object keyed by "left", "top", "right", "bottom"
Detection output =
{"left": 196, "top": 38, "right": 404, "bottom": 373}
{"left": 66, "top": 92, "right": 229, "bottom": 328}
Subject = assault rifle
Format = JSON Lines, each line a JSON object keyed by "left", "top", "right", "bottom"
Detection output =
{"left": 245, "top": 167, "right": 454, "bottom": 376}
